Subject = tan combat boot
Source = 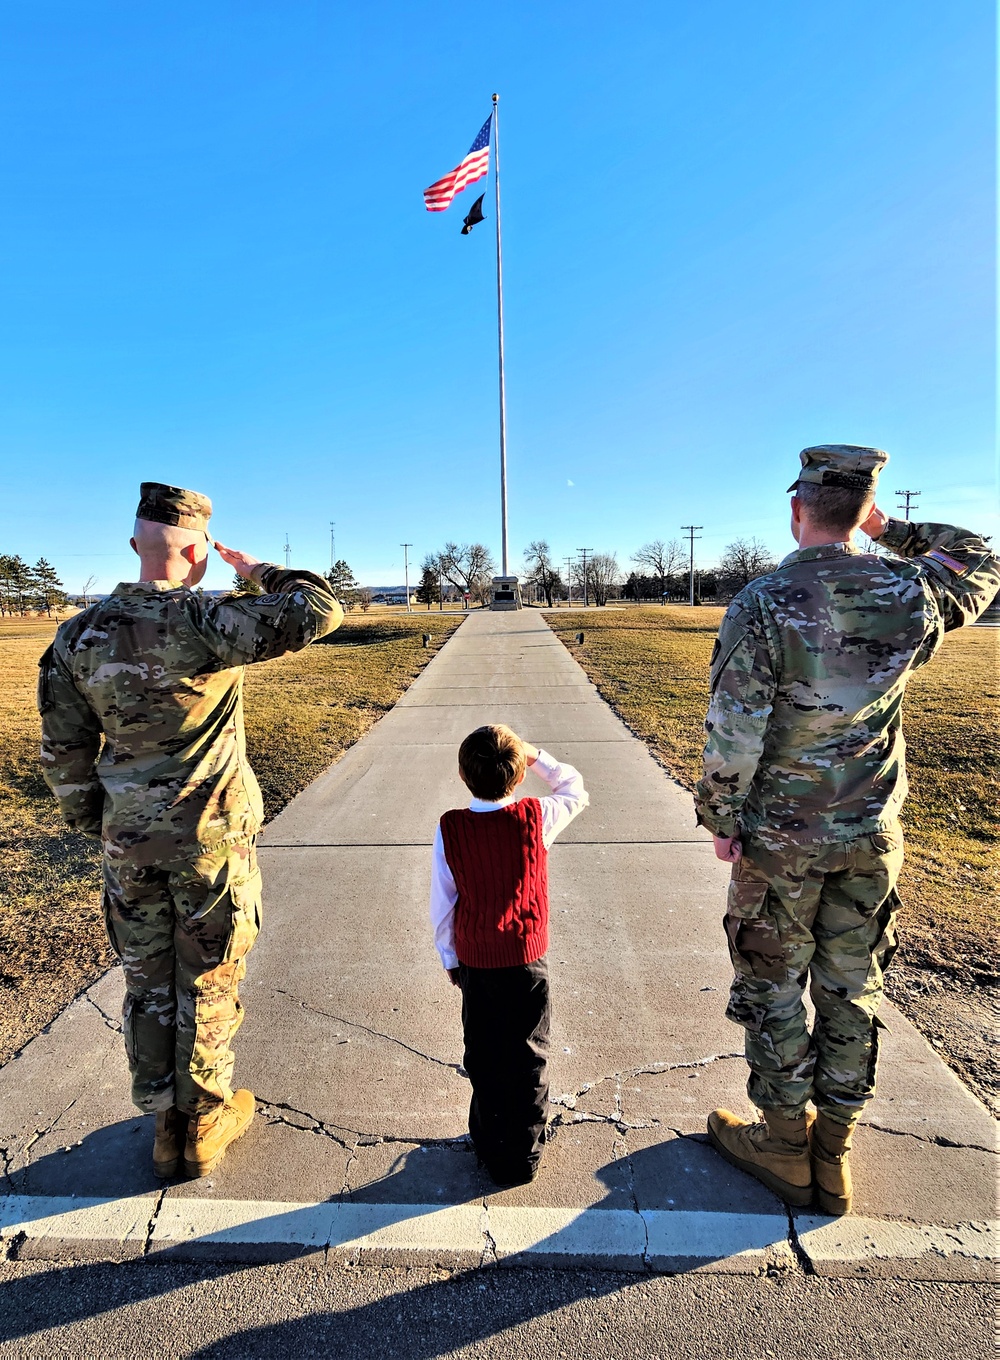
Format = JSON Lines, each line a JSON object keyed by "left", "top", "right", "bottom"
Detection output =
{"left": 183, "top": 1089, "right": 255, "bottom": 1178}
{"left": 152, "top": 1107, "right": 186, "bottom": 1179}
{"left": 707, "top": 1108, "right": 813, "bottom": 1207}
{"left": 809, "top": 1112, "right": 856, "bottom": 1216}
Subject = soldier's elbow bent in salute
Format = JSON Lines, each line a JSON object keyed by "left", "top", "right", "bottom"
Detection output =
{"left": 37, "top": 481, "right": 344, "bottom": 1180}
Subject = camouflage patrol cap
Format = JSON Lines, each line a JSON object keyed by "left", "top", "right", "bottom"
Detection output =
{"left": 787, "top": 445, "right": 888, "bottom": 494}
{"left": 136, "top": 482, "right": 212, "bottom": 532}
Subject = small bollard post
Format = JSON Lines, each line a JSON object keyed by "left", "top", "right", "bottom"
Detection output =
{"left": 422, "top": 633, "right": 431, "bottom": 648}
{"left": 575, "top": 631, "right": 585, "bottom": 645}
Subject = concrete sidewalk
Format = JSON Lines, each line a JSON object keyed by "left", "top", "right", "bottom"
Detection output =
{"left": 1, "top": 611, "right": 995, "bottom": 1277}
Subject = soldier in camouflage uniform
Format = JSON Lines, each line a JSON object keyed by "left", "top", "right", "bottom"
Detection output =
{"left": 37, "top": 483, "right": 343, "bottom": 1178}
{"left": 694, "top": 446, "right": 1000, "bottom": 1213}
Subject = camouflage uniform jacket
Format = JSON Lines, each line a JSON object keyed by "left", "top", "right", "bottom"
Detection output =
{"left": 38, "top": 566, "right": 342, "bottom": 863}
{"left": 695, "top": 519, "right": 1000, "bottom": 843}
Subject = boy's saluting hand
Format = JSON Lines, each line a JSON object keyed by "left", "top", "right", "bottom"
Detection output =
{"left": 520, "top": 739, "right": 539, "bottom": 766}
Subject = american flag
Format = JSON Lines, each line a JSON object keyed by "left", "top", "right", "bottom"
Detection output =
{"left": 424, "top": 115, "right": 492, "bottom": 213}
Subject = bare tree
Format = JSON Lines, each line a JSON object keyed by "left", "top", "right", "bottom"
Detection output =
{"left": 438, "top": 542, "right": 497, "bottom": 606}
{"left": 81, "top": 573, "right": 98, "bottom": 609}
{"left": 718, "top": 537, "right": 778, "bottom": 596}
{"left": 357, "top": 588, "right": 373, "bottom": 613}
{"left": 588, "top": 552, "right": 620, "bottom": 607}
{"left": 633, "top": 539, "right": 685, "bottom": 604}
{"left": 522, "top": 540, "right": 564, "bottom": 607}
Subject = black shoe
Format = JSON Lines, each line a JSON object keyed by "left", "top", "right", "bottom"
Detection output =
{"left": 487, "top": 1163, "right": 540, "bottom": 1189}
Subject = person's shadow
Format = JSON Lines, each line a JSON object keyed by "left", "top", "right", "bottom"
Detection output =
{"left": 2, "top": 1125, "right": 787, "bottom": 1355}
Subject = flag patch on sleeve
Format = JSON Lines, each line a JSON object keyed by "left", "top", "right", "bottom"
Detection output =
{"left": 926, "top": 549, "right": 968, "bottom": 576}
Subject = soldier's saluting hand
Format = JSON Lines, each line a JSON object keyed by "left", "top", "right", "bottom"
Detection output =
{"left": 694, "top": 445, "right": 1000, "bottom": 1216}
{"left": 37, "top": 483, "right": 344, "bottom": 1180}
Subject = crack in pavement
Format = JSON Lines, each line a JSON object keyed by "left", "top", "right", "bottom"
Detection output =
{"left": 783, "top": 1207, "right": 813, "bottom": 1276}
{"left": 341, "top": 1143, "right": 360, "bottom": 1199}
{"left": 17, "top": 1095, "right": 82, "bottom": 1183}
{"left": 0, "top": 1144, "right": 13, "bottom": 1193}
{"left": 866, "top": 1123, "right": 998, "bottom": 1157}
{"left": 256, "top": 1099, "right": 352, "bottom": 1149}
{"left": 85, "top": 994, "right": 123, "bottom": 1035}
{"left": 256, "top": 1097, "right": 469, "bottom": 1155}
{"left": 550, "top": 1052, "right": 744, "bottom": 1110}
{"left": 143, "top": 1186, "right": 167, "bottom": 1256}
{"left": 479, "top": 1198, "right": 498, "bottom": 1267}
{"left": 273, "top": 990, "right": 466, "bottom": 1076}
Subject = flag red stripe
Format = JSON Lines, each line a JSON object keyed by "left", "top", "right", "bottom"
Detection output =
{"left": 423, "top": 148, "right": 490, "bottom": 211}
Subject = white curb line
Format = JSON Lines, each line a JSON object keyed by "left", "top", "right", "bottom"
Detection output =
{"left": 1, "top": 1195, "right": 994, "bottom": 1278}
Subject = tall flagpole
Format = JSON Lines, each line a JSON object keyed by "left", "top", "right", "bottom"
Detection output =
{"left": 492, "top": 92, "right": 509, "bottom": 578}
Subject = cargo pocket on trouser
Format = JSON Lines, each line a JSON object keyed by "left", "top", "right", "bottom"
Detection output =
{"left": 723, "top": 878, "right": 788, "bottom": 1034}
{"left": 189, "top": 864, "right": 262, "bottom": 1108}
{"left": 100, "top": 876, "right": 124, "bottom": 961}
{"left": 725, "top": 874, "right": 816, "bottom": 1114}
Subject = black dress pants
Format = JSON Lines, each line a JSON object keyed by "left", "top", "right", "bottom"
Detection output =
{"left": 459, "top": 956, "right": 551, "bottom": 1184}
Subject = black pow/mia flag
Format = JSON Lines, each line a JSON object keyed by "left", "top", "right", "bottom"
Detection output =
{"left": 461, "top": 194, "right": 487, "bottom": 235}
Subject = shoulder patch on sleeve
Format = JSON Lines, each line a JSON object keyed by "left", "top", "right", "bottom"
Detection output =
{"left": 709, "top": 600, "right": 754, "bottom": 691}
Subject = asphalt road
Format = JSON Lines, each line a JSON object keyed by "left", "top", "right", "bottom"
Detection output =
{"left": 0, "top": 1257, "right": 991, "bottom": 1359}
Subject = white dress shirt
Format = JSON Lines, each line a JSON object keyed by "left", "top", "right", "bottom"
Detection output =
{"left": 429, "top": 749, "right": 589, "bottom": 970}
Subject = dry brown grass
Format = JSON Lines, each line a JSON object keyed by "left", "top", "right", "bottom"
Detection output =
{"left": 0, "top": 611, "right": 462, "bottom": 1063}
{"left": 549, "top": 607, "right": 1000, "bottom": 977}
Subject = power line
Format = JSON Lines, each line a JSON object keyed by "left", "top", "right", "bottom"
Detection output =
{"left": 680, "top": 526, "right": 703, "bottom": 607}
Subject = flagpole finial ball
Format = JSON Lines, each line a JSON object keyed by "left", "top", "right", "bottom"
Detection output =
{"left": 492, "top": 93, "right": 498, "bottom": 102}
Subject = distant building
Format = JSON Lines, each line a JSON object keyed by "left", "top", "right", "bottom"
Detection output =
{"left": 368, "top": 586, "right": 413, "bottom": 606}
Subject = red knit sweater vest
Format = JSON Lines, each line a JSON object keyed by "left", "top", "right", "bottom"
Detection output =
{"left": 440, "top": 799, "right": 549, "bottom": 969}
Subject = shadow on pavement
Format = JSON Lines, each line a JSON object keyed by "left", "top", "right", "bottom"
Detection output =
{"left": 1, "top": 1138, "right": 782, "bottom": 1351}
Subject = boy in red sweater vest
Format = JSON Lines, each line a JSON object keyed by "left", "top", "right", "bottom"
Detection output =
{"left": 430, "top": 724, "right": 588, "bottom": 1186}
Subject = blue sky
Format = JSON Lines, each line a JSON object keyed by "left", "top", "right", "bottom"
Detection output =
{"left": 0, "top": 1, "right": 994, "bottom": 592}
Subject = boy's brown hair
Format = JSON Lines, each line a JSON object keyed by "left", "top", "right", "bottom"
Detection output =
{"left": 458, "top": 724, "right": 526, "bottom": 801}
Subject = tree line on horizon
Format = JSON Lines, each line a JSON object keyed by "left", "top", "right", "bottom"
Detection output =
{"left": 0, "top": 554, "right": 70, "bottom": 617}
{"left": 405, "top": 536, "right": 779, "bottom": 609}
{"left": 2, "top": 532, "right": 780, "bottom": 622}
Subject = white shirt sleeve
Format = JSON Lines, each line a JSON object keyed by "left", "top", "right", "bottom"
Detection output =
{"left": 532, "top": 749, "right": 589, "bottom": 848}
{"left": 429, "top": 823, "right": 460, "bottom": 970}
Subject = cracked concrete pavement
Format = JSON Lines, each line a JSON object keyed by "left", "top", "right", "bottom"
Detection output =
{"left": 0, "top": 610, "right": 995, "bottom": 1279}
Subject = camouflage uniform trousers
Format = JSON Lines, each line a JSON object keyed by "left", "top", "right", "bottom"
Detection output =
{"left": 101, "top": 838, "right": 262, "bottom": 1116}
{"left": 723, "top": 823, "right": 904, "bottom": 1126}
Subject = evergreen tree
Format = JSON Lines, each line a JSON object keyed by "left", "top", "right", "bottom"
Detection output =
{"left": 33, "top": 558, "right": 67, "bottom": 616}
{"left": 325, "top": 559, "right": 358, "bottom": 596}
{"left": 231, "top": 570, "right": 263, "bottom": 596}
{"left": 0, "top": 554, "right": 33, "bottom": 615}
{"left": 416, "top": 563, "right": 440, "bottom": 609}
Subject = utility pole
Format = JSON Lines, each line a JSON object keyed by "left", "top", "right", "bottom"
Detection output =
{"left": 401, "top": 543, "right": 412, "bottom": 613}
{"left": 564, "top": 556, "right": 573, "bottom": 607}
{"left": 577, "top": 549, "right": 593, "bottom": 608}
{"left": 438, "top": 561, "right": 444, "bottom": 611}
{"left": 680, "top": 526, "right": 702, "bottom": 607}
{"left": 284, "top": 534, "right": 291, "bottom": 569}
{"left": 896, "top": 489, "right": 921, "bottom": 519}
{"left": 329, "top": 522, "right": 336, "bottom": 571}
